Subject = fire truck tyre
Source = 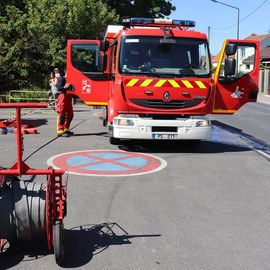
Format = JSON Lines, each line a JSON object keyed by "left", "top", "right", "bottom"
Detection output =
{"left": 188, "top": 140, "right": 201, "bottom": 145}
{"left": 109, "top": 137, "right": 120, "bottom": 145}
{"left": 102, "top": 106, "right": 108, "bottom": 127}
{"left": 54, "top": 220, "right": 64, "bottom": 266}
{"left": 12, "top": 181, "right": 46, "bottom": 243}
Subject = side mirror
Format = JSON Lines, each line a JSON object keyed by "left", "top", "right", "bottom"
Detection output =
{"left": 224, "top": 58, "right": 236, "bottom": 76}
{"left": 98, "top": 53, "right": 107, "bottom": 71}
{"left": 100, "top": 39, "right": 109, "bottom": 52}
{"left": 225, "top": 43, "right": 237, "bottom": 56}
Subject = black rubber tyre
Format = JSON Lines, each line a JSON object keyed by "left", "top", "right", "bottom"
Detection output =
{"left": 54, "top": 221, "right": 64, "bottom": 266}
{"left": 188, "top": 140, "right": 201, "bottom": 145}
{"left": 109, "top": 137, "right": 120, "bottom": 145}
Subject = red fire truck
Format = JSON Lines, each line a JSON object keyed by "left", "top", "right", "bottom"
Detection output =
{"left": 66, "top": 18, "right": 260, "bottom": 144}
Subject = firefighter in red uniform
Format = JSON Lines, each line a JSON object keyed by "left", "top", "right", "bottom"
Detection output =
{"left": 56, "top": 77, "right": 74, "bottom": 137}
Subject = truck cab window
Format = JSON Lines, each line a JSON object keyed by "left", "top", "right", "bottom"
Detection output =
{"left": 219, "top": 44, "right": 256, "bottom": 80}
{"left": 109, "top": 43, "right": 118, "bottom": 74}
{"left": 71, "top": 43, "right": 99, "bottom": 72}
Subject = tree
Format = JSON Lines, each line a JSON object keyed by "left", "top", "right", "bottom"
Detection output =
{"left": 0, "top": 0, "right": 118, "bottom": 91}
{"left": 104, "top": 0, "right": 175, "bottom": 19}
{"left": 0, "top": 0, "right": 175, "bottom": 92}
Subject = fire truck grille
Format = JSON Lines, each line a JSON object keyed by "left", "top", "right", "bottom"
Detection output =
{"left": 130, "top": 99, "right": 201, "bottom": 109}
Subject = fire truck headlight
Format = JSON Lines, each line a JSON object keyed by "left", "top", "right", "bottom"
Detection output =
{"left": 195, "top": 120, "right": 210, "bottom": 127}
{"left": 114, "top": 119, "right": 135, "bottom": 126}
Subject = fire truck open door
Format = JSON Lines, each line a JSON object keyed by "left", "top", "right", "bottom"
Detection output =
{"left": 212, "top": 40, "right": 260, "bottom": 114}
{"left": 66, "top": 40, "right": 109, "bottom": 106}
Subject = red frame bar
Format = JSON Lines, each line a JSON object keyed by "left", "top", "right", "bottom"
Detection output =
{"left": 0, "top": 103, "right": 64, "bottom": 176}
{"left": 0, "top": 102, "right": 48, "bottom": 108}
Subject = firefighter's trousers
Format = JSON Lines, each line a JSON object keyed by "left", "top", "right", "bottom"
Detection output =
{"left": 56, "top": 93, "right": 74, "bottom": 135}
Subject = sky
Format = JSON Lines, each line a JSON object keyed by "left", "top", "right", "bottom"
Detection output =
{"left": 170, "top": 0, "right": 270, "bottom": 55}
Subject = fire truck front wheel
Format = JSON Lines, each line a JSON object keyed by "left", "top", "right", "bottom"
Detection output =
{"left": 109, "top": 136, "right": 120, "bottom": 145}
{"left": 108, "top": 124, "right": 120, "bottom": 145}
{"left": 188, "top": 139, "right": 201, "bottom": 145}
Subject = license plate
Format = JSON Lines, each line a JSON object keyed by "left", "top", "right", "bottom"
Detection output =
{"left": 152, "top": 133, "right": 178, "bottom": 139}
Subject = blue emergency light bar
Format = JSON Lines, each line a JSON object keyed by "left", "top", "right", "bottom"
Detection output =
{"left": 122, "top": 17, "right": 196, "bottom": 27}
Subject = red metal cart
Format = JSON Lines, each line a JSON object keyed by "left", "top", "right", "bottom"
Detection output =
{"left": 0, "top": 103, "right": 67, "bottom": 266}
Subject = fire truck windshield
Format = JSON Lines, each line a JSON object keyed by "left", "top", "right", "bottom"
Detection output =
{"left": 119, "top": 36, "right": 210, "bottom": 77}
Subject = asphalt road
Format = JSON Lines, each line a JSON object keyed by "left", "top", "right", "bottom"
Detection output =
{"left": 1, "top": 102, "right": 270, "bottom": 270}
{"left": 211, "top": 102, "right": 270, "bottom": 147}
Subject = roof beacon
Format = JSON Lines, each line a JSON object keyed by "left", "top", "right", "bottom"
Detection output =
{"left": 122, "top": 17, "right": 196, "bottom": 28}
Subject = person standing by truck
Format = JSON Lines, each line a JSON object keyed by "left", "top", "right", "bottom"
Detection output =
{"left": 48, "top": 71, "right": 60, "bottom": 109}
{"left": 55, "top": 70, "right": 74, "bottom": 137}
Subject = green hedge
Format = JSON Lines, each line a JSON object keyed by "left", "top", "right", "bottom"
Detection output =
{"left": 0, "top": 94, "right": 8, "bottom": 102}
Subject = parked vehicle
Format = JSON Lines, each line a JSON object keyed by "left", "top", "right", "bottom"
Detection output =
{"left": 66, "top": 18, "right": 260, "bottom": 144}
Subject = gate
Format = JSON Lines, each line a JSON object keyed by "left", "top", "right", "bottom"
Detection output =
{"left": 259, "top": 69, "right": 270, "bottom": 95}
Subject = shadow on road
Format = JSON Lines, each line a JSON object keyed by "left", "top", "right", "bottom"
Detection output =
{"left": 118, "top": 139, "right": 250, "bottom": 154}
{"left": 63, "top": 222, "right": 161, "bottom": 268}
{"left": 72, "top": 131, "right": 107, "bottom": 137}
{"left": 0, "top": 240, "right": 49, "bottom": 270}
{"left": 212, "top": 120, "right": 270, "bottom": 150}
{"left": 0, "top": 223, "right": 160, "bottom": 269}
{"left": 22, "top": 118, "right": 48, "bottom": 128}
{"left": 117, "top": 120, "right": 270, "bottom": 154}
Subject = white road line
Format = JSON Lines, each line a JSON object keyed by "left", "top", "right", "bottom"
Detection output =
{"left": 251, "top": 148, "right": 270, "bottom": 161}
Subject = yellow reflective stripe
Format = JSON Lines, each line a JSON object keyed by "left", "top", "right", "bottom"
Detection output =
{"left": 214, "top": 41, "right": 227, "bottom": 84}
{"left": 212, "top": 109, "right": 236, "bottom": 114}
{"left": 140, "top": 79, "right": 153, "bottom": 87}
{"left": 195, "top": 81, "right": 207, "bottom": 89}
{"left": 168, "top": 80, "right": 180, "bottom": 88}
{"left": 85, "top": 102, "right": 108, "bottom": 106}
{"left": 154, "top": 79, "right": 167, "bottom": 87}
{"left": 181, "top": 80, "right": 193, "bottom": 88}
{"left": 126, "top": 79, "right": 139, "bottom": 87}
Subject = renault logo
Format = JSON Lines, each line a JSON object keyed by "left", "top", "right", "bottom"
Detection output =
{"left": 163, "top": 91, "right": 170, "bottom": 102}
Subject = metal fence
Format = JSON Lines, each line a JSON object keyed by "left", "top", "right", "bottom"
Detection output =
{"left": 6, "top": 90, "right": 51, "bottom": 117}
{"left": 8, "top": 90, "right": 49, "bottom": 103}
{"left": 259, "top": 69, "right": 270, "bottom": 95}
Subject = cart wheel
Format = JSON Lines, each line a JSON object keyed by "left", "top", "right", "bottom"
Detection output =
{"left": 54, "top": 220, "right": 64, "bottom": 266}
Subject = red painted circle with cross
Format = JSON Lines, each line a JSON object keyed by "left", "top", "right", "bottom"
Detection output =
{"left": 47, "top": 150, "right": 167, "bottom": 177}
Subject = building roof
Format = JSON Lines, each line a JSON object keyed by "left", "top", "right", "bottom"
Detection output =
{"left": 260, "top": 46, "right": 270, "bottom": 59}
{"left": 243, "top": 46, "right": 270, "bottom": 64}
{"left": 211, "top": 52, "right": 221, "bottom": 63}
{"left": 245, "top": 33, "right": 270, "bottom": 49}
{"left": 242, "top": 55, "right": 254, "bottom": 64}
{"left": 245, "top": 33, "right": 270, "bottom": 41}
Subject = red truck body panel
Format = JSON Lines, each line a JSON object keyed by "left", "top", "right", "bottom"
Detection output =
{"left": 66, "top": 22, "right": 260, "bottom": 122}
